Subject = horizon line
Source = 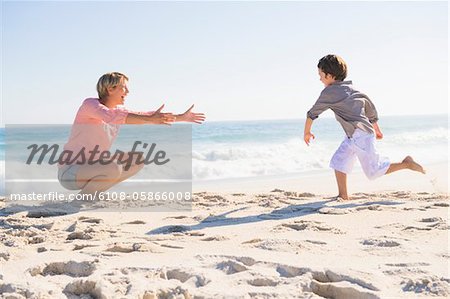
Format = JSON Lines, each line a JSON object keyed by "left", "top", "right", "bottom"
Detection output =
{"left": 0, "top": 112, "right": 448, "bottom": 127}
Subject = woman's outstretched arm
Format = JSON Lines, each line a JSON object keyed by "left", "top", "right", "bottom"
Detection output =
{"left": 125, "top": 104, "right": 175, "bottom": 125}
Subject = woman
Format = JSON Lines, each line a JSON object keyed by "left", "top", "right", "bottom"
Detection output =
{"left": 58, "top": 72, "right": 205, "bottom": 195}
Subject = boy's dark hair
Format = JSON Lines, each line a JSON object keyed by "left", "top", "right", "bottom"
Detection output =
{"left": 317, "top": 55, "right": 348, "bottom": 81}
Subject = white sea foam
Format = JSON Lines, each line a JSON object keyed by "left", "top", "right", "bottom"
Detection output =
{"left": 193, "top": 139, "right": 337, "bottom": 180}
{"left": 387, "top": 127, "right": 448, "bottom": 144}
{"left": 192, "top": 127, "right": 448, "bottom": 180}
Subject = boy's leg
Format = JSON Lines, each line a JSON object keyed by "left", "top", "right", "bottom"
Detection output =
{"left": 385, "top": 156, "right": 425, "bottom": 175}
{"left": 334, "top": 170, "right": 349, "bottom": 200}
{"left": 330, "top": 138, "right": 354, "bottom": 201}
{"left": 354, "top": 131, "right": 390, "bottom": 180}
{"left": 354, "top": 130, "right": 425, "bottom": 178}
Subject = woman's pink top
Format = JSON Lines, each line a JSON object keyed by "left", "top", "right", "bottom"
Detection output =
{"left": 61, "top": 98, "right": 152, "bottom": 165}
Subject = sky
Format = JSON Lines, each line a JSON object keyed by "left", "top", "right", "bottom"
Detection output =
{"left": 1, "top": 1, "right": 448, "bottom": 124}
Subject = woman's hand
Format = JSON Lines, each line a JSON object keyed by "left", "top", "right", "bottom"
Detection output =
{"left": 177, "top": 104, "right": 206, "bottom": 124}
{"left": 148, "top": 104, "right": 176, "bottom": 125}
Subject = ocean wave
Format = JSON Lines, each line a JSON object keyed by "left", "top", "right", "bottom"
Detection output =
{"left": 191, "top": 132, "right": 448, "bottom": 180}
{"left": 192, "top": 139, "right": 335, "bottom": 179}
{"left": 0, "top": 117, "right": 447, "bottom": 182}
{"left": 386, "top": 127, "right": 448, "bottom": 144}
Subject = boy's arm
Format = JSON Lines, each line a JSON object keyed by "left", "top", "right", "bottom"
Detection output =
{"left": 364, "top": 95, "right": 379, "bottom": 124}
{"left": 303, "top": 117, "right": 315, "bottom": 146}
{"left": 372, "top": 122, "right": 383, "bottom": 140}
{"left": 363, "top": 95, "right": 382, "bottom": 139}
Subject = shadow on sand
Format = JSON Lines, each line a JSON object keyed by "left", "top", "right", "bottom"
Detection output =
{"left": 147, "top": 199, "right": 402, "bottom": 235}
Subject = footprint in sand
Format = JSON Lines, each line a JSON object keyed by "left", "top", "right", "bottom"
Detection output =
{"left": 241, "top": 238, "right": 263, "bottom": 244}
{"left": 186, "top": 231, "right": 205, "bottom": 237}
{"left": 159, "top": 243, "right": 184, "bottom": 249}
{"left": 383, "top": 262, "right": 431, "bottom": 276}
{"left": 403, "top": 206, "right": 428, "bottom": 211}
{"left": 243, "top": 238, "right": 308, "bottom": 253}
{"left": 247, "top": 277, "right": 279, "bottom": 287}
{"left": 73, "top": 244, "right": 98, "bottom": 251}
{"left": 28, "top": 235, "right": 46, "bottom": 244}
{"left": 421, "top": 203, "right": 447, "bottom": 210}
{"left": 29, "top": 260, "right": 96, "bottom": 277}
{"left": 361, "top": 238, "right": 401, "bottom": 247}
{"left": 63, "top": 279, "right": 104, "bottom": 298}
{"left": 403, "top": 225, "right": 433, "bottom": 231}
{"left": 1, "top": 217, "right": 54, "bottom": 230}
{"left": 309, "top": 269, "right": 380, "bottom": 299}
{"left": 275, "top": 263, "right": 380, "bottom": 298}
{"left": 355, "top": 205, "right": 388, "bottom": 212}
{"left": 164, "top": 215, "right": 189, "bottom": 220}
{"left": 389, "top": 191, "right": 412, "bottom": 199}
{"left": 197, "top": 254, "right": 256, "bottom": 275}
{"left": 402, "top": 276, "right": 450, "bottom": 296}
{"left": 26, "top": 207, "right": 71, "bottom": 218}
{"left": 276, "top": 265, "right": 309, "bottom": 278}
{"left": 420, "top": 217, "right": 443, "bottom": 223}
{"left": 202, "top": 194, "right": 227, "bottom": 202}
{"left": 201, "top": 235, "right": 229, "bottom": 241}
{"left": 305, "top": 239, "right": 327, "bottom": 245}
{"left": 0, "top": 283, "right": 42, "bottom": 298}
{"left": 310, "top": 280, "right": 380, "bottom": 299}
{"left": 318, "top": 207, "right": 350, "bottom": 215}
{"left": 149, "top": 225, "right": 190, "bottom": 234}
{"left": 76, "top": 216, "right": 103, "bottom": 224}
{"left": 0, "top": 251, "right": 10, "bottom": 261}
{"left": 106, "top": 243, "right": 142, "bottom": 253}
{"left": 216, "top": 260, "right": 249, "bottom": 275}
{"left": 403, "top": 217, "right": 449, "bottom": 231}
{"left": 433, "top": 202, "right": 450, "bottom": 207}
{"left": 122, "top": 220, "right": 146, "bottom": 225}
{"left": 278, "top": 191, "right": 315, "bottom": 198}
{"left": 142, "top": 287, "right": 193, "bottom": 299}
{"left": 353, "top": 192, "right": 376, "bottom": 198}
{"left": 418, "top": 217, "right": 449, "bottom": 230}
{"left": 386, "top": 262, "right": 430, "bottom": 267}
{"left": 67, "top": 229, "right": 95, "bottom": 240}
{"left": 277, "top": 220, "right": 344, "bottom": 234}
{"left": 161, "top": 268, "right": 210, "bottom": 287}
{"left": 427, "top": 223, "right": 450, "bottom": 230}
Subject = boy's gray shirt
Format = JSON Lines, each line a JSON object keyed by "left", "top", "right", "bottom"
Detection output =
{"left": 307, "top": 80, "right": 378, "bottom": 138}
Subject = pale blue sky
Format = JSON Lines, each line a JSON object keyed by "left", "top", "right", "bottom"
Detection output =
{"left": 2, "top": 1, "right": 448, "bottom": 124}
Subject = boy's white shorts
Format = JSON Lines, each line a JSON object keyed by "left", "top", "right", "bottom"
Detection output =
{"left": 330, "top": 129, "right": 390, "bottom": 180}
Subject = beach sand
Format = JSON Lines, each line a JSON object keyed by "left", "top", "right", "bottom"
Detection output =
{"left": 0, "top": 162, "right": 448, "bottom": 298}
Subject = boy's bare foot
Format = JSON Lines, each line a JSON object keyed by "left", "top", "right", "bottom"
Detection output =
{"left": 403, "top": 156, "right": 426, "bottom": 174}
{"left": 335, "top": 195, "right": 350, "bottom": 201}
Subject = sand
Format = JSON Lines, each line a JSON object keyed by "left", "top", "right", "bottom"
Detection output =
{"left": 0, "top": 162, "right": 448, "bottom": 298}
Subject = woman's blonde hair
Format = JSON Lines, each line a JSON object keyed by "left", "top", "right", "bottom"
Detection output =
{"left": 96, "top": 72, "right": 129, "bottom": 99}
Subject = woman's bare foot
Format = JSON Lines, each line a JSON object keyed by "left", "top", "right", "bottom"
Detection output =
{"left": 403, "top": 156, "right": 426, "bottom": 174}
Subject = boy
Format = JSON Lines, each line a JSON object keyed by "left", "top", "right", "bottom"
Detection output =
{"left": 304, "top": 54, "right": 425, "bottom": 200}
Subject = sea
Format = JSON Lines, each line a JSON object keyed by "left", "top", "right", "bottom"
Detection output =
{"left": 0, "top": 114, "right": 448, "bottom": 194}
